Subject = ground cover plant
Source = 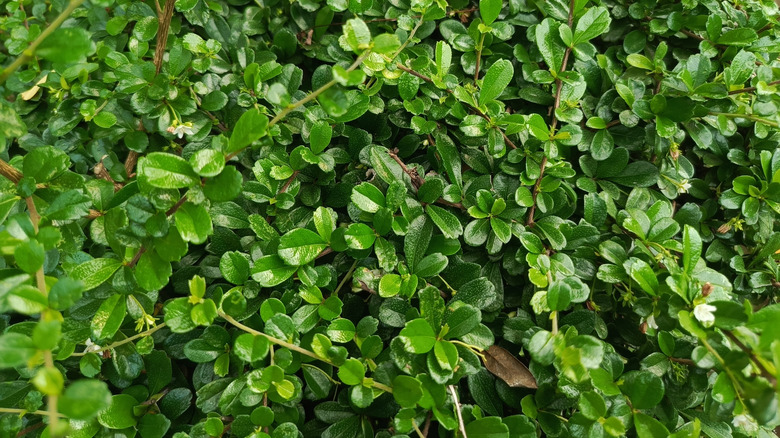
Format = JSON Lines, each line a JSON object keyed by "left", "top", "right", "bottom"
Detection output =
{"left": 1, "top": 0, "right": 780, "bottom": 436}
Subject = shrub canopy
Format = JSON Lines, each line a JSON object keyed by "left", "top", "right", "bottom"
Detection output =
{"left": 1, "top": 0, "right": 780, "bottom": 437}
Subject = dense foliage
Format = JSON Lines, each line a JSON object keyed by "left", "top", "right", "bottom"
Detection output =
{"left": 1, "top": 0, "right": 780, "bottom": 436}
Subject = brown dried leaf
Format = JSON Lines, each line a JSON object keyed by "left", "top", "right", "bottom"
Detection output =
{"left": 483, "top": 345, "right": 537, "bottom": 389}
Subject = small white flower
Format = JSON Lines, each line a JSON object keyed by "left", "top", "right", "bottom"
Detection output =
{"left": 678, "top": 179, "right": 691, "bottom": 194}
{"left": 172, "top": 122, "right": 195, "bottom": 139}
{"left": 693, "top": 303, "right": 717, "bottom": 327}
{"left": 732, "top": 414, "right": 757, "bottom": 433}
{"left": 84, "top": 339, "right": 102, "bottom": 353}
{"left": 646, "top": 314, "right": 658, "bottom": 330}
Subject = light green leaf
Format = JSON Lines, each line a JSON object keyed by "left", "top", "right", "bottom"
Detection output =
{"left": 278, "top": 229, "right": 327, "bottom": 266}
{"left": 138, "top": 152, "right": 199, "bottom": 188}
{"left": 479, "top": 59, "right": 514, "bottom": 105}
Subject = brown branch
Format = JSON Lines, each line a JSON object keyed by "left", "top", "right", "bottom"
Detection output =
{"left": 680, "top": 29, "right": 705, "bottom": 41}
{"left": 728, "top": 79, "right": 780, "bottom": 95}
{"left": 94, "top": 156, "right": 123, "bottom": 191}
{"left": 124, "top": 151, "right": 139, "bottom": 178}
{"left": 279, "top": 170, "right": 299, "bottom": 194}
{"left": 165, "top": 194, "right": 188, "bottom": 216}
{"left": 316, "top": 247, "right": 333, "bottom": 259}
{"left": 153, "top": 0, "right": 177, "bottom": 74}
{"left": 605, "top": 119, "right": 621, "bottom": 128}
{"left": 527, "top": 0, "right": 574, "bottom": 227}
{"left": 0, "top": 158, "right": 23, "bottom": 184}
{"left": 204, "top": 111, "right": 228, "bottom": 131}
{"left": 388, "top": 149, "right": 425, "bottom": 189}
{"left": 16, "top": 421, "right": 45, "bottom": 438}
{"left": 387, "top": 148, "right": 465, "bottom": 210}
{"left": 723, "top": 330, "right": 776, "bottom": 385}
{"left": 127, "top": 246, "right": 146, "bottom": 268}
{"left": 421, "top": 411, "right": 433, "bottom": 437}
{"left": 669, "top": 357, "right": 696, "bottom": 366}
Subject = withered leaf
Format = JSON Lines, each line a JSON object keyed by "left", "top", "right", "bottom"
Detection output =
{"left": 483, "top": 345, "right": 538, "bottom": 389}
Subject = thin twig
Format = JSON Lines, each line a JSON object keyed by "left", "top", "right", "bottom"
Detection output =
{"left": 728, "top": 79, "right": 780, "bottom": 95}
{"left": 394, "top": 62, "right": 516, "bottom": 150}
{"left": 279, "top": 171, "right": 299, "bottom": 194}
{"left": 71, "top": 323, "right": 166, "bottom": 357}
{"left": 474, "top": 33, "right": 486, "bottom": 82}
{"left": 333, "top": 260, "right": 358, "bottom": 297}
{"left": 0, "top": 0, "right": 87, "bottom": 84}
{"left": 723, "top": 330, "right": 776, "bottom": 385}
{"left": 680, "top": 29, "right": 705, "bottom": 41}
{"left": 448, "top": 385, "right": 468, "bottom": 438}
{"left": 219, "top": 311, "right": 336, "bottom": 365}
{"left": 527, "top": 0, "right": 575, "bottom": 227}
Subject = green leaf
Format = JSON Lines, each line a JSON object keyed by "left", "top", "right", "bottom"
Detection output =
{"left": 479, "top": 59, "right": 514, "bottom": 105}
{"left": 136, "top": 250, "right": 172, "bottom": 291}
{"left": 189, "top": 149, "right": 225, "bottom": 178}
{"left": 682, "top": 225, "right": 701, "bottom": 275}
{"left": 573, "top": 7, "right": 611, "bottom": 44}
{"left": 220, "top": 251, "right": 251, "bottom": 285}
{"left": 310, "top": 120, "right": 332, "bottom": 155}
{"left": 0, "top": 103, "right": 26, "bottom": 138}
{"left": 405, "top": 215, "right": 433, "bottom": 273}
{"left": 634, "top": 412, "right": 670, "bottom": 438}
{"left": 343, "top": 18, "right": 371, "bottom": 52}
{"left": 536, "top": 18, "right": 564, "bottom": 73}
{"left": 435, "top": 133, "right": 462, "bottom": 189}
{"left": 37, "top": 28, "right": 92, "bottom": 63}
{"left": 578, "top": 391, "right": 607, "bottom": 420}
{"left": 392, "top": 375, "right": 423, "bottom": 408}
{"left": 228, "top": 108, "right": 269, "bottom": 154}
{"left": 479, "top": 0, "right": 502, "bottom": 25}
{"left": 717, "top": 28, "right": 758, "bottom": 46}
{"left": 414, "top": 253, "right": 448, "bottom": 277}
{"left": 620, "top": 370, "right": 664, "bottom": 410}
{"left": 138, "top": 152, "right": 199, "bottom": 188}
{"left": 351, "top": 183, "right": 385, "bottom": 213}
{"left": 624, "top": 258, "right": 658, "bottom": 296}
{"left": 13, "top": 239, "right": 44, "bottom": 274}
{"left": 711, "top": 300, "right": 748, "bottom": 330}
{"left": 278, "top": 229, "right": 328, "bottom": 266}
{"left": 91, "top": 294, "right": 126, "bottom": 341}
{"left": 175, "top": 202, "right": 213, "bottom": 245}
{"left": 97, "top": 394, "right": 139, "bottom": 429}
{"left": 337, "top": 358, "right": 365, "bottom": 385}
{"left": 427, "top": 205, "right": 463, "bottom": 239}
{"left": 70, "top": 258, "right": 122, "bottom": 291}
{"left": 251, "top": 255, "right": 297, "bottom": 287}
{"left": 59, "top": 380, "right": 112, "bottom": 420}
{"left": 444, "top": 304, "right": 481, "bottom": 339}
{"left": 164, "top": 298, "right": 196, "bottom": 333}
{"left": 465, "top": 417, "right": 510, "bottom": 438}
{"left": 313, "top": 207, "right": 337, "bottom": 242}
{"left": 399, "top": 318, "right": 436, "bottom": 354}
{"left": 0, "top": 333, "right": 35, "bottom": 368}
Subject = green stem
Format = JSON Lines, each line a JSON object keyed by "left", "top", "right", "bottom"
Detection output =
{"left": 474, "top": 33, "right": 486, "bottom": 82}
{"left": 371, "top": 381, "right": 393, "bottom": 393}
{"left": 218, "top": 311, "right": 335, "bottom": 366}
{"left": 391, "top": 18, "right": 424, "bottom": 62}
{"left": 333, "top": 260, "right": 358, "bottom": 297}
{"left": 71, "top": 323, "right": 167, "bottom": 357}
{"left": 711, "top": 112, "right": 780, "bottom": 128}
{"left": 0, "top": 0, "right": 87, "bottom": 84}
{"left": 0, "top": 408, "right": 64, "bottom": 417}
{"left": 266, "top": 51, "right": 370, "bottom": 129}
